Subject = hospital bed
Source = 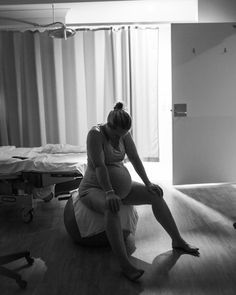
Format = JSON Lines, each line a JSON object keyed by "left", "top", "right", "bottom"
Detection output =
{"left": 0, "top": 145, "right": 87, "bottom": 223}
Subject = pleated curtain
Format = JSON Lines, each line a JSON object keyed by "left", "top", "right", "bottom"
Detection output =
{"left": 0, "top": 27, "right": 159, "bottom": 160}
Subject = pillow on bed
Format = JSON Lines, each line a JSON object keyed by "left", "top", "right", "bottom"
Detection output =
{"left": 41, "top": 143, "right": 85, "bottom": 154}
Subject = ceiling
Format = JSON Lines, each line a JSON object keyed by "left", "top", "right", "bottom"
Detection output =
{"left": 0, "top": 1, "right": 199, "bottom": 30}
{"left": 0, "top": 2, "right": 85, "bottom": 29}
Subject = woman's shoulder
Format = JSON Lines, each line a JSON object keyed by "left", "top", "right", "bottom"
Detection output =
{"left": 89, "top": 124, "right": 103, "bottom": 134}
{"left": 87, "top": 125, "right": 104, "bottom": 141}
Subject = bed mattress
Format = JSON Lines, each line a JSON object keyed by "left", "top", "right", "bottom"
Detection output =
{"left": 0, "top": 145, "right": 87, "bottom": 175}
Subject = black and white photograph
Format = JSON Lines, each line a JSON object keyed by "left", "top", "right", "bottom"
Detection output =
{"left": 0, "top": 1, "right": 236, "bottom": 294}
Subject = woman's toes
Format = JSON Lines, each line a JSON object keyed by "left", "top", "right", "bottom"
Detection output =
{"left": 172, "top": 241, "right": 200, "bottom": 255}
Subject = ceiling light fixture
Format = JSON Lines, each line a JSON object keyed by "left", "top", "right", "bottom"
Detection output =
{"left": 0, "top": 3, "right": 76, "bottom": 40}
{"left": 47, "top": 3, "right": 76, "bottom": 40}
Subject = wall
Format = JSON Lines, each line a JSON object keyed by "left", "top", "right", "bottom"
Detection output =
{"left": 65, "top": 0, "right": 198, "bottom": 24}
{"left": 198, "top": 0, "right": 236, "bottom": 22}
{"left": 0, "top": 1, "right": 198, "bottom": 25}
{"left": 172, "top": 23, "right": 236, "bottom": 184}
{"left": 2, "top": 1, "right": 236, "bottom": 25}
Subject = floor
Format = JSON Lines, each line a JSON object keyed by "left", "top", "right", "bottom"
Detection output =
{"left": 0, "top": 163, "right": 236, "bottom": 295}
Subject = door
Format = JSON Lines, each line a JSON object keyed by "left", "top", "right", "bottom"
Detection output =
{"left": 172, "top": 23, "right": 236, "bottom": 185}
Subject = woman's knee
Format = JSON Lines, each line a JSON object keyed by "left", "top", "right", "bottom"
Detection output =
{"left": 81, "top": 195, "right": 106, "bottom": 214}
{"left": 148, "top": 192, "right": 164, "bottom": 205}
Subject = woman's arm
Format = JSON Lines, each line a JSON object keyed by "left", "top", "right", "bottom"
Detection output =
{"left": 87, "top": 129, "right": 121, "bottom": 211}
{"left": 87, "top": 129, "right": 112, "bottom": 191}
{"left": 123, "top": 132, "right": 163, "bottom": 197}
{"left": 123, "top": 132, "right": 151, "bottom": 185}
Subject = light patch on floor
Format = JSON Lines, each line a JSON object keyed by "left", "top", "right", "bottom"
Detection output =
{"left": 171, "top": 187, "right": 234, "bottom": 227}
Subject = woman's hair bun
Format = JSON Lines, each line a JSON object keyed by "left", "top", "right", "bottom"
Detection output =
{"left": 114, "top": 102, "right": 124, "bottom": 111}
{"left": 107, "top": 100, "right": 131, "bottom": 130}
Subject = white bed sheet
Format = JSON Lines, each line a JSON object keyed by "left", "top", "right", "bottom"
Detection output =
{"left": 0, "top": 146, "right": 87, "bottom": 175}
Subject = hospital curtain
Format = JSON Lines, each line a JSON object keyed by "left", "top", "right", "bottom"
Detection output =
{"left": 129, "top": 28, "right": 159, "bottom": 160}
{"left": 0, "top": 27, "right": 159, "bottom": 159}
{"left": 110, "top": 27, "right": 159, "bottom": 160}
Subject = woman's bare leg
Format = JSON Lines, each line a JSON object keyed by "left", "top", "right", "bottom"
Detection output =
{"left": 105, "top": 209, "right": 144, "bottom": 279}
{"left": 123, "top": 182, "right": 199, "bottom": 254}
{"left": 81, "top": 189, "right": 144, "bottom": 280}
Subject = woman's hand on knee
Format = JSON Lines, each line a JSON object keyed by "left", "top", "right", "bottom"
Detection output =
{"left": 146, "top": 183, "right": 164, "bottom": 198}
{"left": 105, "top": 192, "right": 121, "bottom": 213}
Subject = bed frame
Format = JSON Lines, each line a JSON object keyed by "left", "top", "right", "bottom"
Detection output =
{"left": 0, "top": 171, "right": 83, "bottom": 223}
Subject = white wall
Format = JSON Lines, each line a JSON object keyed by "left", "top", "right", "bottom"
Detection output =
{"left": 65, "top": 0, "right": 198, "bottom": 24}
{"left": 198, "top": 0, "right": 236, "bottom": 22}
{"left": 2, "top": 0, "right": 236, "bottom": 25}
{"left": 0, "top": 1, "right": 198, "bottom": 26}
{"left": 172, "top": 23, "right": 236, "bottom": 184}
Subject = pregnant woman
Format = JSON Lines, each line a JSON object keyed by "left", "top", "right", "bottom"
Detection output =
{"left": 64, "top": 101, "right": 199, "bottom": 282}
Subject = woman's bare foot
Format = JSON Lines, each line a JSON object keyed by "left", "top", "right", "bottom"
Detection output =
{"left": 172, "top": 239, "right": 200, "bottom": 256}
{"left": 122, "top": 264, "right": 144, "bottom": 281}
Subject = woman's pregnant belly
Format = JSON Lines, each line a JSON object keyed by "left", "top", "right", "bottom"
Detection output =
{"left": 107, "top": 164, "right": 132, "bottom": 199}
